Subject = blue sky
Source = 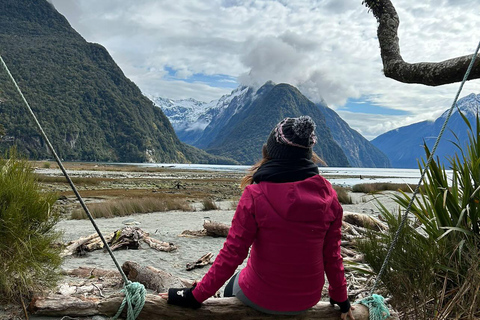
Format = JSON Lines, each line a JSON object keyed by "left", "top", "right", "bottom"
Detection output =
{"left": 49, "top": 0, "right": 480, "bottom": 139}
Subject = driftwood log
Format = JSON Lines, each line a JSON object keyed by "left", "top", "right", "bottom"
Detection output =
{"left": 30, "top": 294, "right": 400, "bottom": 319}
{"left": 62, "top": 227, "right": 177, "bottom": 257}
{"left": 122, "top": 261, "right": 192, "bottom": 291}
{"left": 31, "top": 262, "right": 398, "bottom": 319}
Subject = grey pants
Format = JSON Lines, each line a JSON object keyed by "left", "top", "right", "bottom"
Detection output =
{"left": 224, "top": 271, "right": 307, "bottom": 315}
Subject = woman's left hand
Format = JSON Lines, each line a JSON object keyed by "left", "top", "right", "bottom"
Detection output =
{"left": 159, "top": 287, "right": 202, "bottom": 309}
{"left": 341, "top": 305, "right": 355, "bottom": 320}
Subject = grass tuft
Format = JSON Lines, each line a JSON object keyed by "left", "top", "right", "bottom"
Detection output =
{"left": 333, "top": 185, "right": 352, "bottom": 204}
{"left": 201, "top": 198, "right": 219, "bottom": 211}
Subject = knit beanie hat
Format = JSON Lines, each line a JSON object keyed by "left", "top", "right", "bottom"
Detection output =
{"left": 266, "top": 116, "right": 317, "bottom": 159}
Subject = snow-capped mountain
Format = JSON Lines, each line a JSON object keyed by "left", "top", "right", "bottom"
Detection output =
{"left": 372, "top": 93, "right": 480, "bottom": 168}
{"left": 151, "top": 81, "right": 390, "bottom": 167}
{"left": 149, "top": 86, "right": 251, "bottom": 145}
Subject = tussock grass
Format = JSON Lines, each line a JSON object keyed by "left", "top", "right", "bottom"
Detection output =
{"left": 201, "top": 198, "right": 219, "bottom": 211}
{"left": 70, "top": 196, "right": 193, "bottom": 219}
{"left": 0, "top": 151, "right": 62, "bottom": 302}
{"left": 356, "top": 114, "right": 480, "bottom": 319}
{"left": 333, "top": 185, "right": 352, "bottom": 204}
{"left": 351, "top": 182, "right": 415, "bottom": 194}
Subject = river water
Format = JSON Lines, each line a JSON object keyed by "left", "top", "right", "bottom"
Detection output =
{"left": 104, "top": 162, "right": 451, "bottom": 187}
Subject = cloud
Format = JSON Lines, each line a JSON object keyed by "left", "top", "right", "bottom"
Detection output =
{"left": 49, "top": 0, "right": 480, "bottom": 139}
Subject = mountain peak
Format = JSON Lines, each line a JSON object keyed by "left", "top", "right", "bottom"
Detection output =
{"left": 441, "top": 93, "right": 480, "bottom": 118}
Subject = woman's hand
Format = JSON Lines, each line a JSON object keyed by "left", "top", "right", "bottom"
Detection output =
{"left": 159, "top": 287, "right": 202, "bottom": 309}
{"left": 341, "top": 305, "right": 355, "bottom": 320}
{"left": 330, "top": 298, "right": 355, "bottom": 320}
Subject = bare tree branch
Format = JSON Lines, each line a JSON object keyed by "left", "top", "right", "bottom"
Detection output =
{"left": 363, "top": 0, "right": 480, "bottom": 86}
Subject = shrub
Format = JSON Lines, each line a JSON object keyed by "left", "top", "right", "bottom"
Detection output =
{"left": 0, "top": 151, "right": 62, "bottom": 302}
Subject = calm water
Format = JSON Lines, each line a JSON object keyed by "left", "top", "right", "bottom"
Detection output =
{"left": 106, "top": 163, "right": 451, "bottom": 187}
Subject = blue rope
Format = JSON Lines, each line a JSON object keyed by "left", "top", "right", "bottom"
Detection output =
{"left": 0, "top": 53, "right": 146, "bottom": 319}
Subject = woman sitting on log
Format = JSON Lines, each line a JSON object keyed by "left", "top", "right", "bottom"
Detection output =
{"left": 161, "top": 116, "right": 355, "bottom": 319}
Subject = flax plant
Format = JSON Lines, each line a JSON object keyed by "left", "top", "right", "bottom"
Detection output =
{"left": 357, "top": 113, "right": 480, "bottom": 319}
{"left": 0, "top": 150, "right": 62, "bottom": 302}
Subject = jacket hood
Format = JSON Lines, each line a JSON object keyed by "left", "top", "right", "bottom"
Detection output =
{"left": 256, "top": 175, "right": 336, "bottom": 222}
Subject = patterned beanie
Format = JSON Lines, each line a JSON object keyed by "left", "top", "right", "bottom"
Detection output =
{"left": 266, "top": 116, "right": 317, "bottom": 159}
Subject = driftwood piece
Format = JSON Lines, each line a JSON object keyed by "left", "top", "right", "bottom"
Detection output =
{"left": 122, "top": 261, "right": 192, "bottom": 292}
{"left": 186, "top": 252, "right": 214, "bottom": 271}
{"left": 143, "top": 237, "right": 177, "bottom": 252}
{"left": 203, "top": 220, "right": 230, "bottom": 237}
{"left": 109, "top": 226, "right": 145, "bottom": 251}
{"left": 179, "top": 229, "right": 207, "bottom": 237}
{"left": 62, "top": 227, "right": 177, "bottom": 256}
{"left": 31, "top": 294, "right": 399, "bottom": 319}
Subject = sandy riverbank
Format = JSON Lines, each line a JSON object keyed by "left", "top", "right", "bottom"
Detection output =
{"left": 3, "top": 163, "right": 406, "bottom": 320}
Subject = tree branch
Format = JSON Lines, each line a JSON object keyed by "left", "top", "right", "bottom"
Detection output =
{"left": 363, "top": 0, "right": 480, "bottom": 86}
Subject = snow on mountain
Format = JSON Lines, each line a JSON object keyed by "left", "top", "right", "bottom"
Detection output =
{"left": 440, "top": 93, "right": 480, "bottom": 119}
{"left": 149, "top": 86, "right": 251, "bottom": 145}
{"left": 372, "top": 93, "right": 480, "bottom": 168}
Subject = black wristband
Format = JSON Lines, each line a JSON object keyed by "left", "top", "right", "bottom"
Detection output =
{"left": 167, "top": 287, "right": 202, "bottom": 309}
{"left": 330, "top": 297, "right": 351, "bottom": 313}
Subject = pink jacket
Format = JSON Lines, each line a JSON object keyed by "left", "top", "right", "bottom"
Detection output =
{"left": 192, "top": 174, "right": 347, "bottom": 312}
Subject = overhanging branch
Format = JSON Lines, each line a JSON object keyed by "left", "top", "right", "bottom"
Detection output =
{"left": 363, "top": 0, "right": 480, "bottom": 86}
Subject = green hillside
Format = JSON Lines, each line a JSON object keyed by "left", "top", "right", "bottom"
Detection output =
{"left": 0, "top": 0, "right": 235, "bottom": 164}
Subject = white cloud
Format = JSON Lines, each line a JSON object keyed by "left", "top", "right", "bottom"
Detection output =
{"left": 49, "top": 0, "right": 480, "bottom": 139}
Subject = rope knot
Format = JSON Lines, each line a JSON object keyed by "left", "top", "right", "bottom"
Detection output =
{"left": 112, "top": 281, "right": 146, "bottom": 320}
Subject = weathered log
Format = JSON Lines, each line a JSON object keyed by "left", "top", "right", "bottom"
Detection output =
{"left": 203, "top": 220, "right": 230, "bottom": 237}
{"left": 186, "top": 252, "right": 214, "bottom": 271}
{"left": 61, "top": 233, "right": 99, "bottom": 257}
{"left": 31, "top": 294, "right": 398, "bottom": 319}
{"left": 62, "top": 266, "right": 121, "bottom": 279}
{"left": 122, "top": 261, "right": 192, "bottom": 292}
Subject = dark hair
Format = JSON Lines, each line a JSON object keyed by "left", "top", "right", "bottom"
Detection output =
{"left": 240, "top": 144, "right": 326, "bottom": 189}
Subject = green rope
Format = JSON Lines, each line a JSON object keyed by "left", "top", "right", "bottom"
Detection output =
{"left": 356, "top": 295, "right": 390, "bottom": 320}
{"left": 112, "top": 281, "right": 147, "bottom": 320}
{"left": 0, "top": 53, "right": 146, "bottom": 319}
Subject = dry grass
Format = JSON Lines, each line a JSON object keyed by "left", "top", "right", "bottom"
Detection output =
{"left": 70, "top": 196, "right": 193, "bottom": 219}
{"left": 333, "top": 185, "right": 353, "bottom": 204}
{"left": 351, "top": 182, "right": 416, "bottom": 194}
{"left": 201, "top": 198, "right": 219, "bottom": 211}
